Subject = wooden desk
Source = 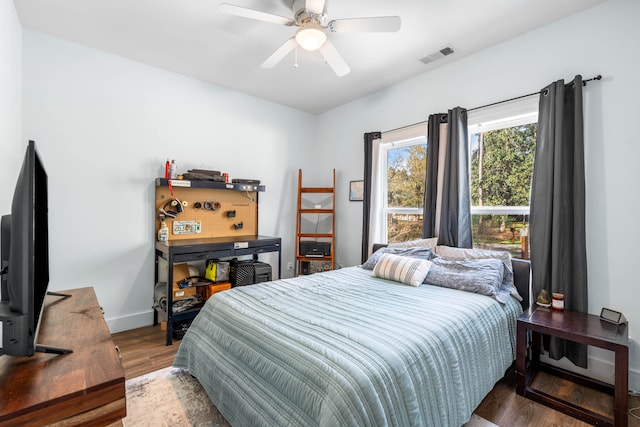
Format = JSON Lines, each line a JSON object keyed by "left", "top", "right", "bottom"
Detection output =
{"left": 516, "top": 307, "right": 628, "bottom": 427}
{"left": 0, "top": 287, "right": 126, "bottom": 426}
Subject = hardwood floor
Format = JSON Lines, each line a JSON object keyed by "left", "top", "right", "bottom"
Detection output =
{"left": 112, "top": 324, "right": 177, "bottom": 380}
{"left": 112, "top": 325, "right": 640, "bottom": 426}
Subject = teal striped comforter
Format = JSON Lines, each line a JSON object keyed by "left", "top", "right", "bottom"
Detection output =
{"left": 173, "top": 266, "right": 522, "bottom": 427}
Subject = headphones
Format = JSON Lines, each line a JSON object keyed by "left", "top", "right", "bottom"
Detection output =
{"left": 159, "top": 198, "right": 187, "bottom": 218}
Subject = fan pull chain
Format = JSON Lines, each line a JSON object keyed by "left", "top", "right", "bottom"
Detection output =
{"left": 294, "top": 45, "right": 299, "bottom": 68}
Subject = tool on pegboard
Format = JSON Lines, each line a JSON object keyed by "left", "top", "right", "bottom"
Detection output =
{"left": 202, "top": 201, "right": 221, "bottom": 211}
{"left": 160, "top": 197, "right": 184, "bottom": 218}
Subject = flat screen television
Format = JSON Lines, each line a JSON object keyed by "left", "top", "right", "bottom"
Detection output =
{"left": 0, "top": 140, "right": 70, "bottom": 357}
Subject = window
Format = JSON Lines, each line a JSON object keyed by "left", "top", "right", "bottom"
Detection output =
{"left": 468, "top": 98, "right": 538, "bottom": 259}
{"left": 374, "top": 98, "right": 538, "bottom": 256}
{"left": 379, "top": 130, "right": 427, "bottom": 244}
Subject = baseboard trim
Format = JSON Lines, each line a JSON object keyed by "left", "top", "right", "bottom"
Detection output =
{"left": 106, "top": 310, "right": 154, "bottom": 334}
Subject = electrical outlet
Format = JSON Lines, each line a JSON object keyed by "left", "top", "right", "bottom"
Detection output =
{"left": 287, "top": 262, "right": 293, "bottom": 271}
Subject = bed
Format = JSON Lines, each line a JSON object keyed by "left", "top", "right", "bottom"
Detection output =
{"left": 173, "top": 244, "right": 531, "bottom": 427}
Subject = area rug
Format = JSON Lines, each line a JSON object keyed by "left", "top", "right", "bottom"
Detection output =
{"left": 123, "top": 366, "right": 499, "bottom": 426}
{"left": 123, "top": 367, "right": 229, "bottom": 427}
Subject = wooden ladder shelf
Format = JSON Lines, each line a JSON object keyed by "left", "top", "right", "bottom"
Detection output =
{"left": 295, "top": 169, "right": 335, "bottom": 275}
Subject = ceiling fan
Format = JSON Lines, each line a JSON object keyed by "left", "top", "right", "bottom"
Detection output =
{"left": 219, "top": 0, "right": 401, "bottom": 76}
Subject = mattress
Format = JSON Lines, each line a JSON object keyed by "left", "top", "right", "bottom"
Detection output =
{"left": 173, "top": 265, "right": 522, "bottom": 426}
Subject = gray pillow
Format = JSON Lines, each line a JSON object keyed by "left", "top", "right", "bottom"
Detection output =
{"left": 434, "top": 245, "right": 522, "bottom": 301}
{"left": 361, "top": 247, "right": 432, "bottom": 270}
{"left": 424, "top": 257, "right": 512, "bottom": 303}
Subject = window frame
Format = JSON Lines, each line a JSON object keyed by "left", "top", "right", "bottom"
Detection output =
{"left": 378, "top": 131, "right": 427, "bottom": 244}
{"left": 373, "top": 97, "right": 539, "bottom": 247}
{"left": 467, "top": 99, "right": 538, "bottom": 218}
{"left": 467, "top": 97, "right": 538, "bottom": 256}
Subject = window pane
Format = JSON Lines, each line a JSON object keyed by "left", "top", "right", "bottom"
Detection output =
{"left": 387, "top": 213, "right": 424, "bottom": 243}
{"left": 470, "top": 122, "right": 535, "bottom": 258}
{"left": 470, "top": 123, "right": 536, "bottom": 207}
{"left": 385, "top": 141, "right": 426, "bottom": 242}
{"left": 471, "top": 214, "right": 529, "bottom": 259}
{"left": 387, "top": 144, "right": 426, "bottom": 208}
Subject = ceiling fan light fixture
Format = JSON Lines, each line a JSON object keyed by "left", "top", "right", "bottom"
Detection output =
{"left": 295, "top": 23, "right": 327, "bottom": 51}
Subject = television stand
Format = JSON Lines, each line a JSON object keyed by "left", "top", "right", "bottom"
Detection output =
{"left": 31, "top": 292, "right": 74, "bottom": 354}
{"left": 0, "top": 287, "right": 126, "bottom": 426}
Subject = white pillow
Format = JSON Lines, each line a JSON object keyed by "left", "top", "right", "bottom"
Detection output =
{"left": 434, "top": 245, "right": 522, "bottom": 301}
{"left": 388, "top": 237, "right": 438, "bottom": 250}
{"left": 372, "top": 253, "right": 433, "bottom": 287}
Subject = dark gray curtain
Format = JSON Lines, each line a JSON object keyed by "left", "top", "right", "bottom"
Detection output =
{"left": 423, "top": 114, "right": 444, "bottom": 239}
{"left": 362, "top": 131, "right": 381, "bottom": 263}
{"left": 423, "top": 108, "right": 472, "bottom": 248}
{"left": 530, "top": 75, "right": 588, "bottom": 368}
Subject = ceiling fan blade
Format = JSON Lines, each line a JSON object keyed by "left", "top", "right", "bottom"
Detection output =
{"left": 319, "top": 40, "right": 350, "bottom": 77}
{"left": 305, "top": 0, "right": 326, "bottom": 16}
{"left": 261, "top": 38, "right": 297, "bottom": 69}
{"left": 329, "top": 16, "right": 401, "bottom": 33}
{"left": 219, "top": 3, "right": 295, "bottom": 26}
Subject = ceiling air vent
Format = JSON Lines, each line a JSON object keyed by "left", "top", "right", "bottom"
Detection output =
{"left": 420, "top": 46, "right": 455, "bottom": 65}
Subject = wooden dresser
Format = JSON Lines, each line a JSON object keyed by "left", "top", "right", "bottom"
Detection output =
{"left": 0, "top": 287, "right": 126, "bottom": 426}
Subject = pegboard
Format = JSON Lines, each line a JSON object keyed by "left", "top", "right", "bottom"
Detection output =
{"left": 155, "top": 185, "right": 258, "bottom": 240}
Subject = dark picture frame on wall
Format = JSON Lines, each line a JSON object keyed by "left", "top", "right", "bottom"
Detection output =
{"left": 349, "top": 180, "right": 364, "bottom": 201}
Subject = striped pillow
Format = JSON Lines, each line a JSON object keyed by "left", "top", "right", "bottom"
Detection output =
{"left": 372, "top": 253, "right": 433, "bottom": 287}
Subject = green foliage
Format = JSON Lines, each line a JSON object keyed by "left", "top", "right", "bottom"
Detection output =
{"left": 387, "top": 144, "right": 426, "bottom": 208}
{"left": 387, "top": 214, "right": 424, "bottom": 243}
{"left": 384, "top": 123, "right": 535, "bottom": 248}
{"left": 386, "top": 144, "right": 426, "bottom": 241}
{"left": 470, "top": 124, "right": 536, "bottom": 206}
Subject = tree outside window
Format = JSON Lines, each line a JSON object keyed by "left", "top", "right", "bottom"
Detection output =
{"left": 384, "top": 140, "right": 426, "bottom": 243}
{"left": 470, "top": 123, "right": 536, "bottom": 258}
{"left": 379, "top": 106, "right": 536, "bottom": 258}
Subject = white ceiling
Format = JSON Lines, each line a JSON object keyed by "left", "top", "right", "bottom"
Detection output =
{"left": 14, "top": 0, "right": 607, "bottom": 114}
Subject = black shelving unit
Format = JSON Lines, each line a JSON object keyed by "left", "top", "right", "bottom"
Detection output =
{"left": 154, "top": 177, "right": 279, "bottom": 345}
{"left": 154, "top": 235, "right": 281, "bottom": 345}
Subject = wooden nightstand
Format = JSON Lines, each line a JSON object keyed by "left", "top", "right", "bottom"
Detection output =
{"left": 516, "top": 307, "right": 629, "bottom": 427}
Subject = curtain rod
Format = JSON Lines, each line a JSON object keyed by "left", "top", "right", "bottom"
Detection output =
{"left": 382, "top": 74, "right": 602, "bottom": 135}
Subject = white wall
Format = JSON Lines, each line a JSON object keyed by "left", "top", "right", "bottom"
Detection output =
{"left": 0, "top": 1, "right": 23, "bottom": 217}
{"left": 319, "top": 0, "right": 640, "bottom": 390}
{"left": 21, "top": 30, "right": 316, "bottom": 332}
